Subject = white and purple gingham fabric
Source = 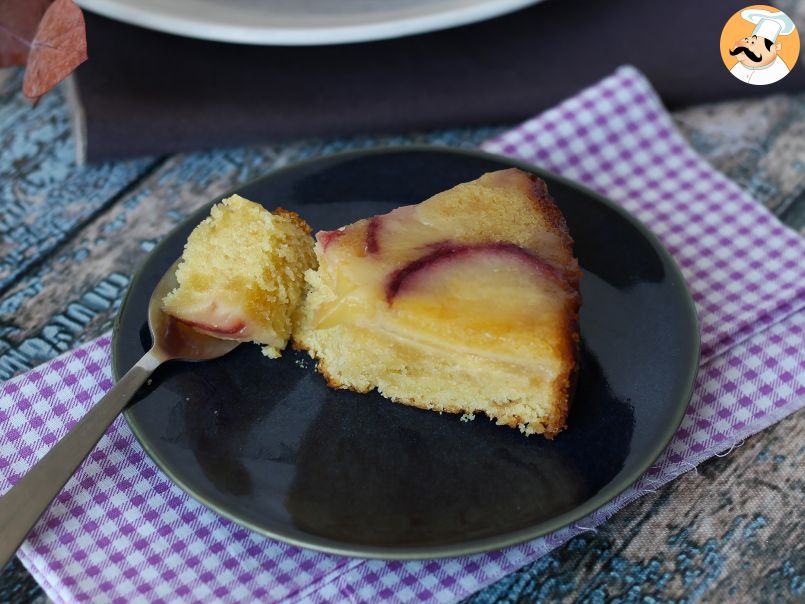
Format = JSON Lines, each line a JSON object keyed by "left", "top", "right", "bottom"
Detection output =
{"left": 2, "top": 66, "right": 804, "bottom": 603}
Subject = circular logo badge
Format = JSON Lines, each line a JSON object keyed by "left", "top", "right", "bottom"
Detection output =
{"left": 720, "top": 4, "right": 800, "bottom": 85}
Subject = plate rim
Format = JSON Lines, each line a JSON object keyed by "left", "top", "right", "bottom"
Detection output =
{"left": 113, "top": 145, "right": 701, "bottom": 560}
{"left": 76, "top": 0, "right": 544, "bottom": 46}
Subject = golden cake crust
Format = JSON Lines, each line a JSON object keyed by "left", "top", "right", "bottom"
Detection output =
{"left": 274, "top": 207, "right": 313, "bottom": 236}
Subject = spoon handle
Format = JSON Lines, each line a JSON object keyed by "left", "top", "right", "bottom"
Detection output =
{"left": 0, "top": 349, "right": 162, "bottom": 568}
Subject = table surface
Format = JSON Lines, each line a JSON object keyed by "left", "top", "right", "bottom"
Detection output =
{"left": 0, "top": 67, "right": 803, "bottom": 603}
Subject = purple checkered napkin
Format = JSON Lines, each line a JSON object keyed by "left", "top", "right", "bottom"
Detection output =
{"left": 2, "top": 66, "right": 804, "bottom": 603}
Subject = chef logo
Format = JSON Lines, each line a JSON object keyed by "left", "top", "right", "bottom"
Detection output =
{"left": 720, "top": 5, "right": 799, "bottom": 85}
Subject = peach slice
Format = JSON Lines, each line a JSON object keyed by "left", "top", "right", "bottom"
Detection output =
{"left": 385, "top": 242, "right": 565, "bottom": 303}
{"left": 318, "top": 228, "right": 345, "bottom": 250}
{"left": 365, "top": 217, "right": 381, "bottom": 254}
{"left": 168, "top": 300, "right": 249, "bottom": 339}
{"left": 383, "top": 243, "right": 575, "bottom": 356}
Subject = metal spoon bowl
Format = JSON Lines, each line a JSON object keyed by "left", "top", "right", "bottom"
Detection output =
{"left": 0, "top": 260, "right": 239, "bottom": 567}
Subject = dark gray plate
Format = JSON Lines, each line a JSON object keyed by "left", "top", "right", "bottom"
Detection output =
{"left": 113, "top": 147, "right": 699, "bottom": 559}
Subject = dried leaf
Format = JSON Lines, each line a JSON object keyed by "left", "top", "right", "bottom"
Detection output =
{"left": 23, "top": 0, "right": 87, "bottom": 102}
{"left": 0, "top": 0, "right": 51, "bottom": 67}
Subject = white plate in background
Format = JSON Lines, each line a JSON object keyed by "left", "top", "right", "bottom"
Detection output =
{"left": 76, "top": 0, "right": 544, "bottom": 45}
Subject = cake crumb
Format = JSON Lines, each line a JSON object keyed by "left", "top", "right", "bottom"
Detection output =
{"left": 460, "top": 413, "right": 476, "bottom": 422}
{"left": 162, "top": 194, "right": 315, "bottom": 358}
{"left": 261, "top": 345, "right": 281, "bottom": 359}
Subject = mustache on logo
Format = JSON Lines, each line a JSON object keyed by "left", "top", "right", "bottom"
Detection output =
{"left": 730, "top": 46, "right": 763, "bottom": 62}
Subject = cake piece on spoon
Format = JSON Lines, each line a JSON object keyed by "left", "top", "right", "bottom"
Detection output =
{"left": 294, "top": 169, "right": 581, "bottom": 437}
{"left": 162, "top": 194, "right": 316, "bottom": 358}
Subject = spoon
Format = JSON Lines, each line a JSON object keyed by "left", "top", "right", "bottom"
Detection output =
{"left": 0, "top": 260, "right": 239, "bottom": 567}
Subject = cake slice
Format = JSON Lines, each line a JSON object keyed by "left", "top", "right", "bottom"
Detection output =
{"left": 294, "top": 169, "right": 581, "bottom": 437}
{"left": 162, "top": 194, "right": 316, "bottom": 358}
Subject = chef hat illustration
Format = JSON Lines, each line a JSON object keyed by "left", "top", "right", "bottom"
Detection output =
{"left": 741, "top": 8, "right": 796, "bottom": 42}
